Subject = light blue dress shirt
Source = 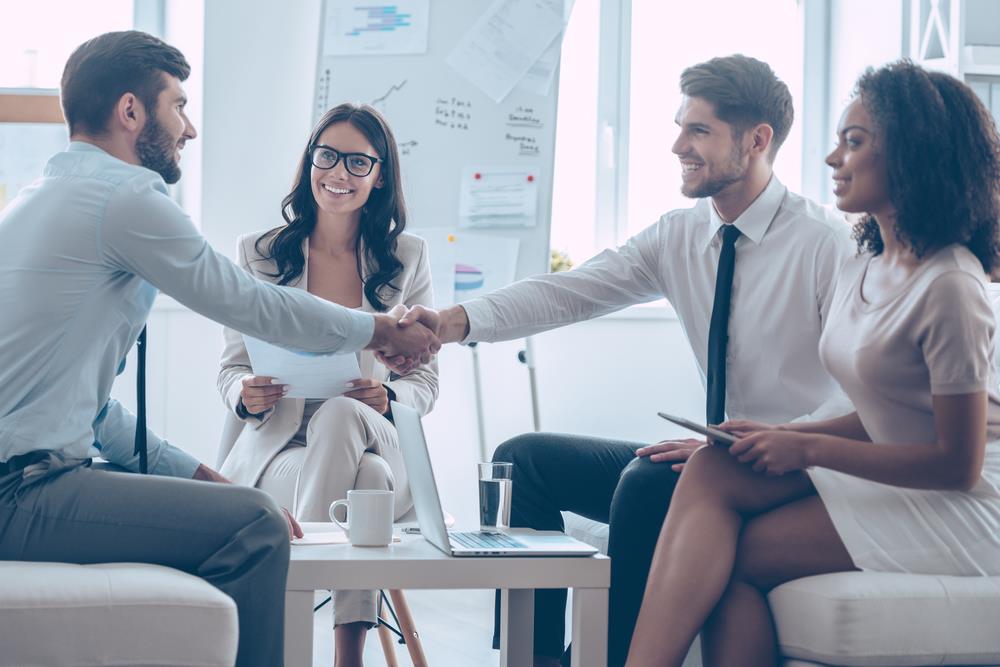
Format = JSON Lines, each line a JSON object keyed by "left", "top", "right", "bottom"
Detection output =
{"left": 0, "top": 142, "right": 374, "bottom": 475}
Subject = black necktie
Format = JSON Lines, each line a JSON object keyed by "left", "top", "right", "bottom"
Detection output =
{"left": 133, "top": 326, "right": 148, "bottom": 474}
{"left": 706, "top": 224, "right": 740, "bottom": 425}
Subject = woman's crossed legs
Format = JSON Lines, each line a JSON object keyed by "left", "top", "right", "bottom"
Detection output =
{"left": 626, "top": 445, "right": 856, "bottom": 667}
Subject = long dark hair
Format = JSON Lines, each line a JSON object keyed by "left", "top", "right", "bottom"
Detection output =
{"left": 851, "top": 61, "right": 1000, "bottom": 274}
{"left": 255, "top": 103, "right": 407, "bottom": 311}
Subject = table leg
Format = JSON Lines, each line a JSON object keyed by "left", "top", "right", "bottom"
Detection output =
{"left": 284, "top": 590, "right": 315, "bottom": 667}
{"left": 500, "top": 588, "right": 534, "bottom": 667}
{"left": 571, "top": 587, "right": 608, "bottom": 667}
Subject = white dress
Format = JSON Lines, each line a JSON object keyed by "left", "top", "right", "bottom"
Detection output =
{"left": 813, "top": 245, "right": 1000, "bottom": 576}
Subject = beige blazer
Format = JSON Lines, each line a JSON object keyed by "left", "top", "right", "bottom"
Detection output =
{"left": 217, "top": 229, "right": 438, "bottom": 487}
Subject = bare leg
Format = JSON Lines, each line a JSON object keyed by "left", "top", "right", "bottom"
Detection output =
{"left": 334, "top": 622, "right": 368, "bottom": 667}
{"left": 702, "top": 495, "right": 856, "bottom": 667}
{"left": 625, "top": 446, "right": 814, "bottom": 667}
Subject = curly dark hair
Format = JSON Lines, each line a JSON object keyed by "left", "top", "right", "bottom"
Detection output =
{"left": 255, "top": 103, "right": 406, "bottom": 311}
{"left": 851, "top": 60, "right": 1000, "bottom": 274}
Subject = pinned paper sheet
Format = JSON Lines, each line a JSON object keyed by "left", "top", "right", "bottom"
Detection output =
{"left": 243, "top": 336, "right": 361, "bottom": 399}
{"left": 459, "top": 166, "right": 538, "bottom": 229}
{"left": 418, "top": 229, "right": 519, "bottom": 305}
{"left": 323, "top": 0, "right": 430, "bottom": 56}
{"left": 445, "top": 0, "right": 565, "bottom": 102}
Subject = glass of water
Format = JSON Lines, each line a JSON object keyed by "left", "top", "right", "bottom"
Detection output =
{"left": 478, "top": 462, "right": 513, "bottom": 533}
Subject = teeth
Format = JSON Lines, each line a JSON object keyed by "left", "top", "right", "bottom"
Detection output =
{"left": 323, "top": 184, "right": 350, "bottom": 194}
{"left": 681, "top": 163, "right": 703, "bottom": 173}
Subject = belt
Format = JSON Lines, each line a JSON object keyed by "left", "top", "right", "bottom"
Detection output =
{"left": 0, "top": 450, "right": 52, "bottom": 477}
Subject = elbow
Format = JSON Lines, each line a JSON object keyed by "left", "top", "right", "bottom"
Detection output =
{"left": 946, "top": 463, "right": 982, "bottom": 492}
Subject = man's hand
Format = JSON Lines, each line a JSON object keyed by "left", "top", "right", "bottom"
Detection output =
{"left": 367, "top": 309, "right": 440, "bottom": 372}
{"left": 344, "top": 378, "right": 389, "bottom": 414}
{"left": 193, "top": 464, "right": 230, "bottom": 483}
{"left": 400, "top": 304, "right": 469, "bottom": 344}
{"left": 282, "top": 508, "right": 304, "bottom": 540}
{"left": 634, "top": 438, "right": 705, "bottom": 472}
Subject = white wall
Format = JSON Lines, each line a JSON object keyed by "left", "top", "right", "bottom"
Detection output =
{"left": 827, "top": 0, "right": 905, "bottom": 141}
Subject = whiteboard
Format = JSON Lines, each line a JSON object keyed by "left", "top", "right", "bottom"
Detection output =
{"left": 313, "top": 0, "right": 562, "bottom": 295}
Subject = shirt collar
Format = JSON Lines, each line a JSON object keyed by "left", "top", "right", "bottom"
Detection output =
{"left": 702, "top": 175, "right": 787, "bottom": 251}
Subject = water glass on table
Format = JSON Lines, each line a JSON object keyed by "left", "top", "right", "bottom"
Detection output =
{"left": 478, "top": 462, "right": 512, "bottom": 533}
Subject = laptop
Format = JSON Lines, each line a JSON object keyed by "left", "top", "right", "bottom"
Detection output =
{"left": 392, "top": 401, "right": 598, "bottom": 558}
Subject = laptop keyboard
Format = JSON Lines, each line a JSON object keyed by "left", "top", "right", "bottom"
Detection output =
{"left": 450, "top": 531, "right": 527, "bottom": 549}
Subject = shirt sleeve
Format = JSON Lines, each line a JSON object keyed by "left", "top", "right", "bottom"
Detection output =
{"left": 462, "top": 221, "right": 666, "bottom": 343}
{"left": 93, "top": 399, "right": 201, "bottom": 478}
{"left": 919, "top": 270, "right": 995, "bottom": 395}
{"left": 99, "top": 173, "right": 373, "bottom": 354}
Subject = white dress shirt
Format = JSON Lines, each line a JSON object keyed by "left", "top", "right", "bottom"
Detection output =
{"left": 0, "top": 142, "right": 374, "bottom": 471}
{"left": 462, "top": 176, "right": 854, "bottom": 424}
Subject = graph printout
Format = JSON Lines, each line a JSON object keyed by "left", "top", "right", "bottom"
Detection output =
{"left": 324, "top": 0, "right": 430, "bottom": 56}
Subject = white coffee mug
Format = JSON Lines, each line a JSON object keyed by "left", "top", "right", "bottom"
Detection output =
{"left": 329, "top": 489, "right": 394, "bottom": 547}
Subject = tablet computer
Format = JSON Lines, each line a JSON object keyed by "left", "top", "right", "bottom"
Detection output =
{"left": 656, "top": 412, "right": 738, "bottom": 446}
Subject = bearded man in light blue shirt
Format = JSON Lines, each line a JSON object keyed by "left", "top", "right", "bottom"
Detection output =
{"left": 0, "top": 31, "right": 437, "bottom": 667}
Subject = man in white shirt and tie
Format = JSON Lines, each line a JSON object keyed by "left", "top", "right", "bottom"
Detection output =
{"left": 401, "top": 55, "right": 853, "bottom": 667}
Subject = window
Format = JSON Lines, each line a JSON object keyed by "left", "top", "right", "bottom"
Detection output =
{"left": 0, "top": 1, "right": 135, "bottom": 89}
{"left": 550, "top": 0, "right": 805, "bottom": 264}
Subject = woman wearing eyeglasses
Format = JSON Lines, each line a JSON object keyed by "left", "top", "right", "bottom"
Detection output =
{"left": 217, "top": 103, "right": 437, "bottom": 665}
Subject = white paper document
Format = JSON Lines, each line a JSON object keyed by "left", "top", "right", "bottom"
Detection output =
{"left": 446, "top": 0, "right": 565, "bottom": 102}
{"left": 242, "top": 336, "right": 361, "bottom": 399}
{"left": 459, "top": 166, "right": 539, "bottom": 228}
{"left": 323, "top": 0, "right": 430, "bottom": 56}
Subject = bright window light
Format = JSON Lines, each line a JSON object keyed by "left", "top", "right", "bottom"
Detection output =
{"left": 626, "top": 0, "right": 804, "bottom": 239}
{"left": 0, "top": 1, "right": 134, "bottom": 89}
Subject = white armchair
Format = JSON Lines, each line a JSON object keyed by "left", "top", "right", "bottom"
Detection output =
{"left": 563, "top": 513, "right": 1000, "bottom": 666}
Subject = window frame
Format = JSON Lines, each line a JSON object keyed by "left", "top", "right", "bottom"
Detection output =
{"left": 583, "top": 0, "right": 831, "bottom": 251}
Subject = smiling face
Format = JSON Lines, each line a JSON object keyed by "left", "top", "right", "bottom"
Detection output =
{"left": 826, "top": 97, "right": 891, "bottom": 216}
{"left": 309, "top": 121, "right": 383, "bottom": 222}
{"left": 671, "top": 96, "right": 750, "bottom": 199}
{"left": 134, "top": 73, "right": 196, "bottom": 184}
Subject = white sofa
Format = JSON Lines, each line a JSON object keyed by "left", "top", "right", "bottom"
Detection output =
{"left": 0, "top": 560, "right": 238, "bottom": 667}
{"left": 563, "top": 512, "right": 1000, "bottom": 666}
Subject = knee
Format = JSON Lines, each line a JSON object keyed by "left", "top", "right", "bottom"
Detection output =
{"left": 491, "top": 432, "right": 549, "bottom": 466}
{"left": 313, "top": 396, "right": 365, "bottom": 426}
{"left": 240, "top": 487, "right": 290, "bottom": 556}
{"left": 613, "top": 456, "right": 680, "bottom": 515}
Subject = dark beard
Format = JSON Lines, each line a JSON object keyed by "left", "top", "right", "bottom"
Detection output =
{"left": 135, "top": 113, "right": 181, "bottom": 184}
{"left": 681, "top": 144, "right": 747, "bottom": 199}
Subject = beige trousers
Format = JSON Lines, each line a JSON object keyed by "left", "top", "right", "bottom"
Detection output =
{"left": 258, "top": 396, "right": 412, "bottom": 626}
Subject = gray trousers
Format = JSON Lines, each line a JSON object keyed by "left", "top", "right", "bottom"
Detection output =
{"left": 0, "top": 459, "right": 290, "bottom": 667}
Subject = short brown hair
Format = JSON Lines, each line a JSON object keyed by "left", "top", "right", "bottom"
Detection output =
{"left": 680, "top": 55, "right": 793, "bottom": 160}
{"left": 61, "top": 31, "right": 190, "bottom": 136}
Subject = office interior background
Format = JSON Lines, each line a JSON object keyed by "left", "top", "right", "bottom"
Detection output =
{"left": 3, "top": 0, "right": 1000, "bottom": 664}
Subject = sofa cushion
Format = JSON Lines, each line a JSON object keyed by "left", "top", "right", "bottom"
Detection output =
{"left": 0, "top": 561, "right": 237, "bottom": 667}
{"left": 769, "top": 571, "right": 1000, "bottom": 666}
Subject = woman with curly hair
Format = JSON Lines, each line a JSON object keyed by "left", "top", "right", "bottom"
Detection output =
{"left": 626, "top": 60, "right": 1000, "bottom": 667}
{"left": 217, "top": 103, "right": 437, "bottom": 666}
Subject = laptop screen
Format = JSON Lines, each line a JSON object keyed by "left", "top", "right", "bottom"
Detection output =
{"left": 391, "top": 401, "right": 454, "bottom": 555}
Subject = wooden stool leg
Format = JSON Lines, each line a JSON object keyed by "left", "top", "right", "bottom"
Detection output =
{"left": 388, "top": 589, "right": 428, "bottom": 667}
{"left": 376, "top": 622, "right": 400, "bottom": 667}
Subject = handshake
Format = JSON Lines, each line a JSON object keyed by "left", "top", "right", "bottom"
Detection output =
{"left": 366, "top": 304, "right": 471, "bottom": 374}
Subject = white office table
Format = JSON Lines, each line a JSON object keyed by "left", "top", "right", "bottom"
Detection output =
{"left": 285, "top": 528, "right": 610, "bottom": 667}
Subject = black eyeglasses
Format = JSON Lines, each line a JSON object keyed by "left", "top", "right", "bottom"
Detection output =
{"left": 309, "top": 144, "right": 382, "bottom": 177}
